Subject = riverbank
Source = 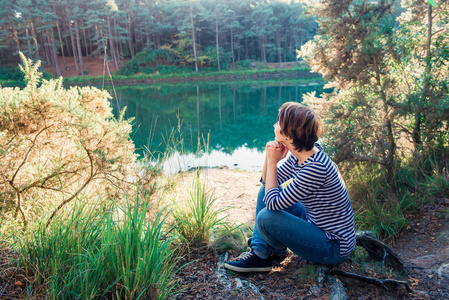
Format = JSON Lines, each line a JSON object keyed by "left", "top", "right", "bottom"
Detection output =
{"left": 0, "top": 55, "right": 323, "bottom": 88}
{"left": 62, "top": 67, "right": 320, "bottom": 87}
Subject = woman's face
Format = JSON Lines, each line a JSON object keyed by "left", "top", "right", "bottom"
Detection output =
{"left": 273, "top": 121, "right": 288, "bottom": 144}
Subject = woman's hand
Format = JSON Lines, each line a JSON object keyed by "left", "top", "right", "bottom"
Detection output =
{"left": 265, "top": 141, "right": 288, "bottom": 164}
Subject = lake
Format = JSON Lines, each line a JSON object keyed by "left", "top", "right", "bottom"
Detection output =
{"left": 110, "top": 79, "right": 327, "bottom": 173}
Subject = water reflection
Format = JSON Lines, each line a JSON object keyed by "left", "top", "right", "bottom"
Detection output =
{"left": 110, "top": 80, "right": 326, "bottom": 172}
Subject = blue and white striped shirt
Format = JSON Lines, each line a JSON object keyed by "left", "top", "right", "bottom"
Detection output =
{"left": 264, "top": 144, "right": 356, "bottom": 257}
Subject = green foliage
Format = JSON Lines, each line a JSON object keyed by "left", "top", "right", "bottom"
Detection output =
{"left": 202, "top": 46, "right": 233, "bottom": 70}
{"left": 301, "top": 0, "right": 449, "bottom": 203}
{"left": 234, "top": 59, "right": 253, "bottom": 70}
{"left": 156, "top": 64, "right": 193, "bottom": 74}
{"left": 118, "top": 49, "right": 178, "bottom": 75}
{"left": 172, "top": 170, "right": 229, "bottom": 247}
{"left": 0, "top": 66, "right": 23, "bottom": 81}
{"left": 19, "top": 197, "right": 181, "bottom": 300}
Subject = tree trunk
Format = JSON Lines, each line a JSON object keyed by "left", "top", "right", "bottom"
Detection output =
{"left": 68, "top": 21, "right": 79, "bottom": 72}
{"left": 81, "top": 20, "right": 89, "bottom": 61}
{"left": 284, "top": 30, "right": 288, "bottom": 62}
{"left": 30, "top": 21, "right": 40, "bottom": 58}
{"left": 216, "top": 16, "right": 221, "bottom": 71}
{"left": 114, "top": 19, "right": 121, "bottom": 66}
{"left": 74, "top": 19, "right": 84, "bottom": 74}
{"left": 261, "top": 35, "right": 267, "bottom": 63}
{"left": 277, "top": 27, "right": 282, "bottom": 66}
{"left": 190, "top": 5, "right": 198, "bottom": 72}
{"left": 50, "top": 28, "right": 61, "bottom": 76}
{"left": 107, "top": 16, "right": 119, "bottom": 70}
{"left": 63, "top": 23, "right": 72, "bottom": 57}
{"left": 127, "top": 18, "right": 135, "bottom": 57}
{"left": 245, "top": 24, "right": 248, "bottom": 59}
{"left": 146, "top": 29, "right": 151, "bottom": 50}
{"left": 231, "top": 29, "right": 235, "bottom": 64}
{"left": 55, "top": 21, "right": 67, "bottom": 70}
{"left": 25, "top": 28, "right": 32, "bottom": 55}
{"left": 12, "top": 28, "right": 21, "bottom": 52}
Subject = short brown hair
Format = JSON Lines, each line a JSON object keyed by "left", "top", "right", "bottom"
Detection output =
{"left": 278, "top": 102, "right": 323, "bottom": 151}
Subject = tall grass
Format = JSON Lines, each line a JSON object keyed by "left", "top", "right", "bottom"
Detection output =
{"left": 172, "top": 170, "right": 229, "bottom": 247}
{"left": 345, "top": 151, "right": 449, "bottom": 240}
{"left": 346, "top": 164, "right": 410, "bottom": 239}
{"left": 19, "top": 197, "right": 181, "bottom": 300}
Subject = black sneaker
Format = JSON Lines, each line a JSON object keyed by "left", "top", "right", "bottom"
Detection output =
{"left": 246, "top": 237, "right": 288, "bottom": 261}
{"left": 224, "top": 251, "right": 272, "bottom": 273}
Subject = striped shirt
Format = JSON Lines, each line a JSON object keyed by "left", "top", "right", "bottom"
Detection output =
{"left": 264, "top": 144, "right": 356, "bottom": 257}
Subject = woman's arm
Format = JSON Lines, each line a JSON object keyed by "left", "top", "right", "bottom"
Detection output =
{"left": 264, "top": 141, "right": 288, "bottom": 193}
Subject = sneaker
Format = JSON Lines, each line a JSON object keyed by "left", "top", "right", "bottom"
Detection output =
{"left": 224, "top": 251, "right": 272, "bottom": 273}
{"left": 246, "top": 237, "right": 288, "bottom": 261}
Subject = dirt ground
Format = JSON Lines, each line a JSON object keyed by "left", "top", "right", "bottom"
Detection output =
{"left": 1, "top": 168, "right": 449, "bottom": 299}
{"left": 169, "top": 167, "right": 261, "bottom": 226}
{"left": 44, "top": 56, "right": 121, "bottom": 78}
{"left": 171, "top": 168, "right": 449, "bottom": 300}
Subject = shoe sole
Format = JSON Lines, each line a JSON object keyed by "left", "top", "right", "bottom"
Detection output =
{"left": 224, "top": 263, "right": 272, "bottom": 273}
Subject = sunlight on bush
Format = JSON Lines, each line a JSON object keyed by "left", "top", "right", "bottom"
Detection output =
{"left": 0, "top": 53, "right": 143, "bottom": 229}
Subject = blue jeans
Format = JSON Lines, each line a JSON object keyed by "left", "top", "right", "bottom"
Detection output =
{"left": 251, "top": 186, "right": 347, "bottom": 265}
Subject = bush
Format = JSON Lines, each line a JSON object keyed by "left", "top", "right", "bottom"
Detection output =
{"left": 0, "top": 53, "right": 138, "bottom": 228}
{"left": 234, "top": 59, "right": 253, "bottom": 70}
{"left": 0, "top": 66, "right": 23, "bottom": 81}
{"left": 118, "top": 49, "right": 178, "bottom": 75}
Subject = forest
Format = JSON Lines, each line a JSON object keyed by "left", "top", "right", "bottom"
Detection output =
{"left": 0, "top": 0, "right": 317, "bottom": 76}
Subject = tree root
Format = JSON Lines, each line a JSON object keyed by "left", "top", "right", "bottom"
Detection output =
{"left": 356, "top": 231, "right": 406, "bottom": 274}
{"left": 329, "top": 268, "right": 413, "bottom": 293}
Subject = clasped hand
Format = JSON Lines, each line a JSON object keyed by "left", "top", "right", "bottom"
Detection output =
{"left": 265, "top": 141, "right": 288, "bottom": 164}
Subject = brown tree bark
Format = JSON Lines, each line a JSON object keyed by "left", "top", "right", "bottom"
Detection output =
{"left": 74, "top": 20, "right": 84, "bottom": 74}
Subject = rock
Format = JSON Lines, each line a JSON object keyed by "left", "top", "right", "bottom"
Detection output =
{"left": 437, "top": 263, "right": 449, "bottom": 286}
{"left": 216, "top": 253, "right": 264, "bottom": 300}
{"left": 329, "top": 276, "right": 348, "bottom": 300}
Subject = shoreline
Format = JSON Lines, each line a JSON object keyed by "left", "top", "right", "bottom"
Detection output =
{"left": 63, "top": 69, "right": 321, "bottom": 87}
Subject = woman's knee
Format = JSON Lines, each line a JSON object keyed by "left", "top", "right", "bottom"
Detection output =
{"left": 256, "top": 208, "right": 279, "bottom": 226}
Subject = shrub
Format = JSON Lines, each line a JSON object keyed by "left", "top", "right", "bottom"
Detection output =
{"left": 118, "top": 49, "right": 178, "bottom": 75}
{"left": 0, "top": 53, "right": 138, "bottom": 228}
{"left": 234, "top": 60, "right": 253, "bottom": 70}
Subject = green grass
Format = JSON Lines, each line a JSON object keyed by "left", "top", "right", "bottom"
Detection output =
{"left": 171, "top": 170, "right": 230, "bottom": 248}
{"left": 19, "top": 196, "right": 182, "bottom": 300}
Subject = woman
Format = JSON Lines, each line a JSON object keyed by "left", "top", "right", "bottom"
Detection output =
{"left": 225, "top": 102, "right": 356, "bottom": 273}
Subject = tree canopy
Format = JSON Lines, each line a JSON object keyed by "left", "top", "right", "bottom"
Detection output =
{"left": 0, "top": 0, "right": 317, "bottom": 74}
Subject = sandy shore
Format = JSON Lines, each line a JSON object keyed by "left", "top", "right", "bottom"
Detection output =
{"left": 169, "top": 168, "right": 261, "bottom": 226}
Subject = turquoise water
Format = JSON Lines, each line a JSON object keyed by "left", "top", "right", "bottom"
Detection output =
{"left": 110, "top": 80, "right": 327, "bottom": 172}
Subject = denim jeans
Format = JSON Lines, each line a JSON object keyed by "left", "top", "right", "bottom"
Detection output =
{"left": 251, "top": 186, "right": 347, "bottom": 265}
